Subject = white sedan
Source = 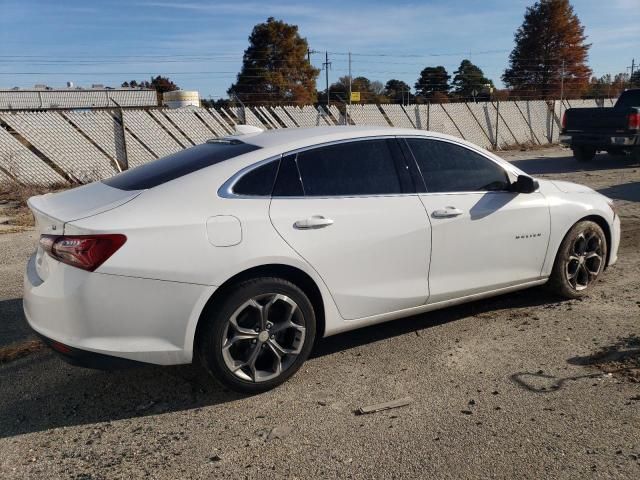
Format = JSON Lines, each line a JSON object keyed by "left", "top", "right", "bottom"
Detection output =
{"left": 24, "top": 126, "right": 620, "bottom": 393}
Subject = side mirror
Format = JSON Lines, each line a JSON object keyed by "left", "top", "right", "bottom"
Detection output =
{"left": 511, "top": 175, "right": 539, "bottom": 194}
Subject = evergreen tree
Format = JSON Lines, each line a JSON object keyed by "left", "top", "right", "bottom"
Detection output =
{"left": 451, "top": 60, "right": 494, "bottom": 99}
{"left": 414, "top": 66, "right": 450, "bottom": 99}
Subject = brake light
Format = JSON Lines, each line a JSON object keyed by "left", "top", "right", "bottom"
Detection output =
{"left": 628, "top": 112, "right": 640, "bottom": 130}
{"left": 39, "top": 234, "right": 126, "bottom": 271}
{"left": 561, "top": 112, "right": 567, "bottom": 129}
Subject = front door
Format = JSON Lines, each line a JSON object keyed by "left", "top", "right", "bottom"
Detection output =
{"left": 403, "top": 137, "right": 551, "bottom": 303}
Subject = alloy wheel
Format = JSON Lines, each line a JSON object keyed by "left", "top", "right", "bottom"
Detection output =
{"left": 565, "top": 229, "right": 604, "bottom": 291}
{"left": 221, "top": 293, "right": 306, "bottom": 382}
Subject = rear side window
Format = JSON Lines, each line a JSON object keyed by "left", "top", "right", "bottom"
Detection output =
{"left": 232, "top": 160, "right": 278, "bottom": 196}
{"left": 103, "top": 140, "right": 261, "bottom": 191}
{"left": 405, "top": 138, "right": 509, "bottom": 193}
{"left": 295, "top": 139, "right": 404, "bottom": 196}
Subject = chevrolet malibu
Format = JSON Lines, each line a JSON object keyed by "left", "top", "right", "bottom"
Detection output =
{"left": 24, "top": 126, "right": 621, "bottom": 393}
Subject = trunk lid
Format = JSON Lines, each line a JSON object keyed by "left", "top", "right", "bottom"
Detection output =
{"left": 28, "top": 182, "right": 142, "bottom": 281}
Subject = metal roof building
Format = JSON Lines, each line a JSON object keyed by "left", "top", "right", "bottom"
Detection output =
{"left": 0, "top": 88, "right": 158, "bottom": 109}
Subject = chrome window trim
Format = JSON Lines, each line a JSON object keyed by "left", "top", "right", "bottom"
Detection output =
{"left": 218, "top": 134, "right": 529, "bottom": 200}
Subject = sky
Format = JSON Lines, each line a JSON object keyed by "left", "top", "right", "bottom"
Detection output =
{"left": 0, "top": 0, "right": 638, "bottom": 99}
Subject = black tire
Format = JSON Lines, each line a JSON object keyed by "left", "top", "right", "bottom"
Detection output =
{"left": 198, "top": 277, "right": 316, "bottom": 394}
{"left": 573, "top": 146, "right": 596, "bottom": 162}
{"left": 548, "top": 220, "right": 607, "bottom": 299}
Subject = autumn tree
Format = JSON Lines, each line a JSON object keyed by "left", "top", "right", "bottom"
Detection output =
{"left": 414, "top": 66, "right": 450, "bottom": 100}
{"left": 228, "top": 17, "right": 319, "bottom": 105}
{"left": 383, "top": 79, "right": 414, "bottom": 104}
{"left": 451, "top": 59, "right": 494, "bottom": 100}
{"left": 503, "top": 0, "right": 591, "bottom": 99}
{"left": 630, "top": 70, "right": 640, "bottom": 88}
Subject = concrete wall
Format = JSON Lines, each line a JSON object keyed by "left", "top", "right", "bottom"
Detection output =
{"left": 0, "top": 99, "right": 614, "bottom": 185}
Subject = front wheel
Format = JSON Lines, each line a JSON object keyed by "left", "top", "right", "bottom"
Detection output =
{"left": 548, "top": 220, "right": 607, "bottom": 299}
{"left": 198, "top": 277, "right": 316, "bottom": 394}
{"left": 573, "top": 146, "right": 596, "bottom": 162}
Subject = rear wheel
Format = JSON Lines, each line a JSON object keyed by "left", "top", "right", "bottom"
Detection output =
{"left": 548, "top": 220, "right": 607, "bottom": 299}
{"left": 198, "top": 277, "right": 316, "bottom": 394}
{"left": 573, "top": 146, "right": 596, "bottom": 162}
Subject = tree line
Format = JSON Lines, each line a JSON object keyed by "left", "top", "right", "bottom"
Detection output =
{"left": 125, "top": 1, "right": 640, "bottom": 106}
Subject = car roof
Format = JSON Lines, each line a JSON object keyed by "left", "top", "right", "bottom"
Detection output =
{"left": 226, "top": 125, "right": 444, "bottom": 151}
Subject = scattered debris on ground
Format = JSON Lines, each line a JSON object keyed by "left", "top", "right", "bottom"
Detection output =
{"left": 356, "top": 397, "right": 413, "bottom": 415}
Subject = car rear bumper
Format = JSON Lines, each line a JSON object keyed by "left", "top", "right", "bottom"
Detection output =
{"left": 560, "top": 133, "right": 639, "bottom": 148}
{"left": 23, "top": 254, "right": 215, "bottom": 366}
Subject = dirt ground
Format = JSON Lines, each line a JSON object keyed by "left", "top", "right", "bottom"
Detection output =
{"left": 0, "top": 146, "right": 638, "bottom": 479}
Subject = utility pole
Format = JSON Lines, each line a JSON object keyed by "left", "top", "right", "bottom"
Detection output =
{"left": 347, "top": 51, "right": 352, "bottom": 125}
{"left": 559, "top": 59, "right": 565, "bottom": 127}
{"left": 307, "top": 48, "right": 317, "bottom": 64}
{"left": 323, "top": 51, "right": 331, "bottom": 107}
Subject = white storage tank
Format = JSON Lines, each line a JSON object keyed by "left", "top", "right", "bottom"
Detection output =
{"left": 163, "top": 90, "right": 200, "bottom": 108}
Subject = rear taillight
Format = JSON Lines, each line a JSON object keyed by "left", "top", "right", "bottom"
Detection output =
{"left": 40, "top": 234, "right": 126, "bottom": 272}
{"left": 628, "top": 112, "right": 640, "bottom": 130}
{"left": 561, "top": 112, "right": 567, "bottom": 129}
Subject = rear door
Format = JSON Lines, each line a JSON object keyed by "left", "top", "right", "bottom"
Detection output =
{"left": 269, "top": 138, "right": 431, "bottom": 320}
{"left": 403, "top": 137, "right": 550, "bottom": 303}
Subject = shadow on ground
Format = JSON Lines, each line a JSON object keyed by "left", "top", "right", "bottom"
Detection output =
{"left": 510, "top": 152, "right": 639, "bottom": 175}
{"left": 0, "top": 298, "right": 34, "bottom": 348}
{"left": 598, "top": 182, "right": 640, "bottom": 203}
{"left": 511, "top": 335, "right": 640, "bottom": 394}
{"left": 0, "top": 286, "right": 565, "bottom": 439}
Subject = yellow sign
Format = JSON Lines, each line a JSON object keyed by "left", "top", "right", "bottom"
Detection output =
{"left": 350, "top": 92, "right": 360, "bottom": 102}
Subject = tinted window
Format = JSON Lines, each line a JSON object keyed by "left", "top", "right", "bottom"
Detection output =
{"left": 273, "top": 154, "right": 304, "bottom": 197}
{"left": 406, "top": 139, "right": 509, "bottom": 193}
{"left": 296, "top": 139, "right": 403, "bottom": 196}
{"left": 232, "top": 160, "right": 278, "bottom": 196}
{"left": 104, "top": 140, "right": 261, "bottom": 191}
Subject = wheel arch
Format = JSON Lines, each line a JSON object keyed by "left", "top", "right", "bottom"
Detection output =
{"left": 553, "top": 214, "right": 612, "bottom": 269}
{"left": 580, "top": 214, "right": 612, "bottom": 267}
{"left": 192, "top": 263, "right": 326, "bottom": 358}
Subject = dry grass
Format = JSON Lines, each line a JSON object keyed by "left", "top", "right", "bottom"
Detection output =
{"left": 0, "top": 339, "right": 45, "bottom": 364}
{"left": 497, "top": 141, "right": 561, "bottom": 152}
{"left": 0, "top": 181, "right": 69, "bottom": 229}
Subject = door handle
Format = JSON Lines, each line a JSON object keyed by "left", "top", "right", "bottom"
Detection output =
{"left": 432, "top": 207, "right": 464, "bottom": 218}
{"left": 293, "top": 215, "right": 334, "bottom": 230}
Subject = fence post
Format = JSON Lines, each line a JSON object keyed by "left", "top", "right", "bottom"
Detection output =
{"left": 549, "top": 100, "right": 555, "bottom": 144}
{"left": 494, "top": 100, "right": 500, "bottom": 150}
{"left": 110, "top": 98, "right": 129, "bottom": 171}
{"left": 426, "top": 101, "right": 430, "bottom": 131}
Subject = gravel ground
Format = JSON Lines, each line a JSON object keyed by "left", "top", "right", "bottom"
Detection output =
{"left": 0, "top": 147, "right": 638, "bottom": 479}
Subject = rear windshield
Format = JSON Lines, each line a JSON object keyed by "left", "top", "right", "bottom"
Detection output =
{"left": 103, "top": 140, "right": 261, "bottom": 190}
{"left": 615, "top": 90, "right": 640, "bottom": 109}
